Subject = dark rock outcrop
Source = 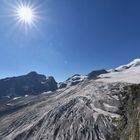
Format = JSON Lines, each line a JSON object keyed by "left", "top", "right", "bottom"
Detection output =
{"left": 58, "top": 82, "right": 67, "bottom": 89}
{"left": 87, "top": 69, "right": 108, "bottom": 79}
{"left": 0, "top": 72, "right": 57, "bottom": 97}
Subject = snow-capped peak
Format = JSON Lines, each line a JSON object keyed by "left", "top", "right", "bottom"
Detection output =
{"left": 114, "top": 58, "right": 140, "bottom": 72}
{"left": 97, "top": 58, "right": 140, "bottom": 84}
{"left": 128, "top": 58, "right": 140, "bottom": 66}
{"left": 58, "top": 74, "right": 87, "bottom": 89}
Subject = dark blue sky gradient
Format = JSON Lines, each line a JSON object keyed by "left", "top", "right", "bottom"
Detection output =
{"left": 0, "top": 0, "right": 140, "bottom": 81}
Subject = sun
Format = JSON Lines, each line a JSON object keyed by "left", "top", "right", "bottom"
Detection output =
{"left": 17, "top": 6, "right": 34, "bottom": 24}
{"left": 16, "top": 6, "right": 35, "bottom": 25}
{"left": 7, "top": 1, "right": 43, "bottom": 31}
{"left": 11, "top": 1, "right": 41, "bottom": 29}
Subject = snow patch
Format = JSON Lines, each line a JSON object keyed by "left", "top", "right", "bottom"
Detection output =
{"left": 13, "top": 97, "right": 21, "bottom": 100}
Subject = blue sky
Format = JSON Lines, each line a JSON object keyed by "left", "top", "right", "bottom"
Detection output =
{"left": 0, "top": 0, "right": 140, "bottom": 81}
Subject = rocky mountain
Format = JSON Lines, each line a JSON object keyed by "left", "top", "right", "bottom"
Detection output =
{"left": 0, "top": 59, "right": 140, "bottom": 140}
{"left": 58, "top": 69, "right": 108, "bottom": 89}
{"left": 58, "top": 74, "right": 87, "bottom": 89}
{"left": 0, "top": 71, "right": 57, "bottom": 97}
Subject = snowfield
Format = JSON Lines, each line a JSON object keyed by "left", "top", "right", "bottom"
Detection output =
{"left": 97, "top": 59, "right": 140, "bottom": 84}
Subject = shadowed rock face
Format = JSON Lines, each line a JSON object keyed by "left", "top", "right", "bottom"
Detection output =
{"left": 87, "top": 69, "right": 108, "bottom": 79}
{"left": 0, "top": 78, "right": 131, "bottom": 140}
{"left": 0, "top": 72, "right": 57, "bottom": 97}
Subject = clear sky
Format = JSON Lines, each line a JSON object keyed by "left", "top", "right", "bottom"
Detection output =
{"left": 0, "top": 0, "right": 140, "bottom": 81}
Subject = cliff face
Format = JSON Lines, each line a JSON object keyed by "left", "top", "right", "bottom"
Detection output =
{"left": 113, "top": 84, "right": 140, "bottom": 140}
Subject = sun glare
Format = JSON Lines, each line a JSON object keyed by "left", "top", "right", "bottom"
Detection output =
{"left": 10, "top": 1, "right": 41, "bottom": 30}
{"left": 17, "top": 7, "right": 34, "bottom": 24}
{"left": 5, "top": 0, "right": 44, "bottom": 32}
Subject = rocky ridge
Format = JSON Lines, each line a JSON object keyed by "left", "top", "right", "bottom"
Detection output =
{"left": 0, "top": 71, "right": 57, "bottom": 97}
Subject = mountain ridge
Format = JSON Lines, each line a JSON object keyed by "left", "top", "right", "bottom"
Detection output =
{"left": 1, "top": 58, "right": 140, "bottom": 97}
{"left": 0, "top": 71, "right": 57, "bottom": 97}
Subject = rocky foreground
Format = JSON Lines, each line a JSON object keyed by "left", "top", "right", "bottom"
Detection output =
{"left": 0, "top": 78, "right": 139, "bottom": 140}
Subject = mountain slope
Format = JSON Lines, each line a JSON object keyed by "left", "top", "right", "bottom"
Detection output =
{"left": 0, "top": 79, "right": 128, "bottom": 140}
{"left": 0, "top": 59, "right": 140, "bottom": 140}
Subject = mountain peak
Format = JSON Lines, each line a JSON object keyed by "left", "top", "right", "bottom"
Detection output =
{"left": 129, "top": 58, "right": 140, "bottom": 65}
{"left": 27, "top": 71, "right": 38, "bottom": 76}
{"left": 0, "top": 72, "right": 58, "bottom": 97}
{"left": 114, "top": 58, "right": 140, "bottom": 71}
